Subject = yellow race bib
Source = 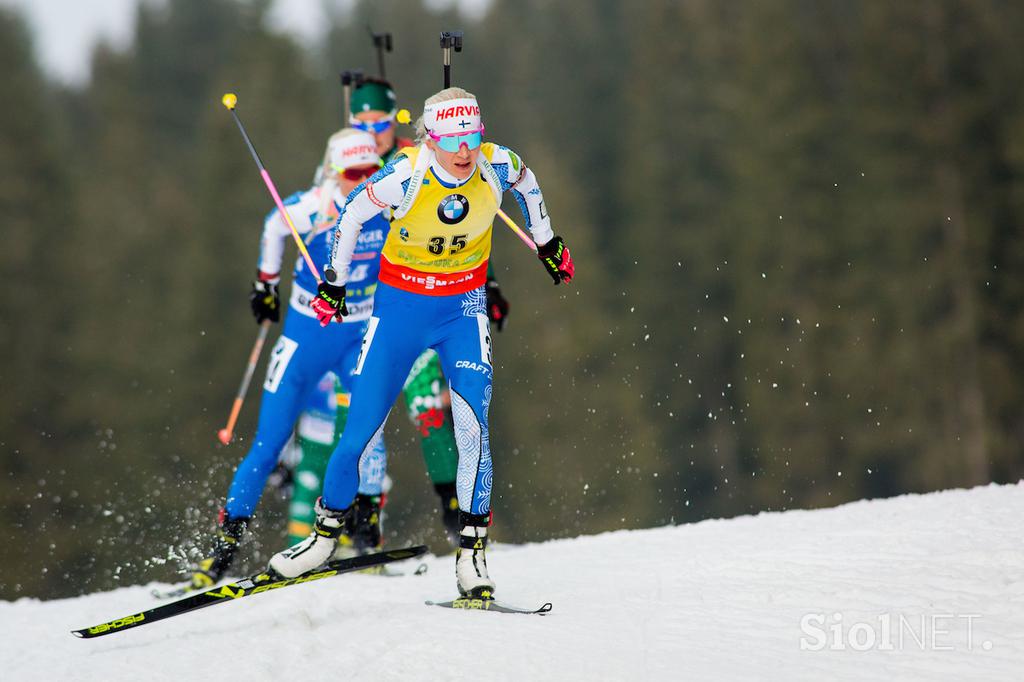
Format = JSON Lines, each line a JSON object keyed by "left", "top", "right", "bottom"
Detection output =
{"left": 381, "top": 144, "right": 500, "bottom": 282}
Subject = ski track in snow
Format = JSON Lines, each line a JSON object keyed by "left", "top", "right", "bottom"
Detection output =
{"left": 2, "top": 483, "right": 1023, "bottom": 681}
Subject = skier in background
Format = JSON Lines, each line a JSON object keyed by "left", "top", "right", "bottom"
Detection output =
{"left": 187, "top": 129, "right": 391, "bottom": 591}
{"left": 268, "top": 87, "right": 575, "bottom": 598}
{"left": 284, "top": 77, "right": 510, "bottom": 546}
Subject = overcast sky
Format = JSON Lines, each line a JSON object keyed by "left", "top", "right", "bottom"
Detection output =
{"left": 0, "top": 0, "right": 338, "bottom": 84}
{"left": 2, "top": 0, "right": 487, "bottom": 85}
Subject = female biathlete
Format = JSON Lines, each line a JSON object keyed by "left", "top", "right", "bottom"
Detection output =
{"left": 187, "top": 129, "right": 391, "bottom": 590}
{"left": 269, "top": 87, "right": 575, "bottom": 598}
{"left": 285, "top": 78, "right": 510, "bottom": 547}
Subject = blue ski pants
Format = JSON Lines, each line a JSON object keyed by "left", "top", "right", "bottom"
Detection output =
{"left": 224, "top": 306, "right": 386, "bottom": 518}
{"left": 321, "top": 282, "right": 494, "bottom": 515}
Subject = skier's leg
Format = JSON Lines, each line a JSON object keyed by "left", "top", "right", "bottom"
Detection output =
{"left": 432, "top": 286, "right": 497, "bottom": 596}
{"left": 225, "top": 319, "right": 333, "bottom": 519}
{"left": 287, "top": 373, "right": 338, "bottom": 543}
{"left": 433, "top": 290, "right": 494, "bottom": 517}
{"left": 349, "top": 421, "right": 387, "bottom": 555}
{"left": 192, "top": 315, "right": 343, "bottom": 587}
{"left": 322, "top": 288, "right": 428, "bottom": 511}
{"left": 401, "top": 349, "right": 460, "bottom": 542}
{"left": 270, "top": 284, "right": 428, "bottom": 577}
{"left": 349, "top": 376, "right": 388, "bottom": 500}
{"left": 334, "top": 331, "right": 388, "bottom": 556}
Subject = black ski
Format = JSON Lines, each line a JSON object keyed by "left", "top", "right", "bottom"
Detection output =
{"left": 150, "top": 559, "right": 428, "bottom": 600}
{"left": 72, "top": 545, "right": 428, "bottom": 639}
{"left": 426, "top": 596, "right": 552, "bottom": 615}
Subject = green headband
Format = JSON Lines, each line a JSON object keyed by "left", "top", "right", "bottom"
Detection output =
{"left": 351, "top": 81, "right": 397, "bottom": 115}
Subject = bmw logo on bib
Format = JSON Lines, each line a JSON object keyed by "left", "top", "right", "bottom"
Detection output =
{"left": 438, "top": 194, "right": 469, "bottom": 225}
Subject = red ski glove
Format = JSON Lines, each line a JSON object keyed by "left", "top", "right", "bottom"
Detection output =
{"left": 537, "top": 235, "right": 574, "bottom": 285}
{"left": 310, "top": 281, "right": 348, "bottom": 326}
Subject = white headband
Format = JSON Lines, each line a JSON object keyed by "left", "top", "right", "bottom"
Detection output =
{"left": 423, "top": 97, "right": 483, "bottom": 136}
{"left": 328, "top": 131, "right": 380, "bottom": 170}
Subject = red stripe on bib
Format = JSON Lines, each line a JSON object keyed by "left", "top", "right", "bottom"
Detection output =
{"left": 379, "top": 258, "right": 488, "bottom": 295}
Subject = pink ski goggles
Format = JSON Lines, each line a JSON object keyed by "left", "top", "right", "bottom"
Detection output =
{"left": 429, "top": 128, "right": 484, "bottom": 153}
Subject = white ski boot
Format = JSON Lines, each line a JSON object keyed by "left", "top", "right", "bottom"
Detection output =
{"left": 269, "top": 497, "right": 346, "bottom": 578}
{"left": 455, "top": 511, "right": 496, "bottom": 598}
{"left": 331, "top": 493, "right": 383, "bottom": 563}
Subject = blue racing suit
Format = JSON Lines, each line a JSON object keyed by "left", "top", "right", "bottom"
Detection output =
{"left": 224, "top": 188, "right": 389, "bottom": 518}
{"left": 318, "top": 142, "right": 554, "bottom": 516}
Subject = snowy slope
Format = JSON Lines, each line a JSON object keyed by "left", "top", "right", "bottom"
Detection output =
{"left": 3, "top": 483, "right": 1023, "bottom": 681}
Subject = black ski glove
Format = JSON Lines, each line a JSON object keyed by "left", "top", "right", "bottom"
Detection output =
{"left": 537, "top": 235, "right": 575, "bottom": 285}
{"left": 250, "top": 278, "right": 280, "bottom": 323}
{"left": 311, "top": 281, "right": 348, "bottom": 327}
{"left": 486, "top": 278, "right": 510, "bottom": 331}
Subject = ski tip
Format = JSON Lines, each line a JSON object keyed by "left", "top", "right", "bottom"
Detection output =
{"left": 426, "top": 597, "right": 553, "bottom": 615}
{"left": 71, "top": 630, "right": 85, "bottom": 639}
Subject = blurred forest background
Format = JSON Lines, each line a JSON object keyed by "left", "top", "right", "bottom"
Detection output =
{"left": 3, "top": 0, "right": 1024, "bottom": 599}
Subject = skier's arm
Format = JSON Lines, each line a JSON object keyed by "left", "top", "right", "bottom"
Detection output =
{"left": 251, "top": 192, "right": 317, "bottom": 323}
{"left": 257, "top": 192, "right": 315, "bottom": 281}
{"left": 491, "top": 145, "right": 555, "bottom": 247}
{"left": 327, "top": 158, "right": 410, "bottom": 285}
{"left": 490, "top": 145, "right": 573, "bottom": 285}
{"left": 256, "top": 211, "right": 291, "bottom": 281}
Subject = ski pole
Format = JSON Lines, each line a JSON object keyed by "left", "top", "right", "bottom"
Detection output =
{"left": 496, "top": 208, "right": 538, "bottom": 252}
{"left": 218, "top": 320, "right": 271, "bottom": 444}
{"left": 221, "top": 93, "right": 322, "bottom": 284}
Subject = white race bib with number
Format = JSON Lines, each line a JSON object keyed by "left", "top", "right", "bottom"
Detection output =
{"left": 354, "top": 317, "right": 380, "bottom": 376}
{"left": 264, "top": 336, "right": 299, "bottom": 393}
